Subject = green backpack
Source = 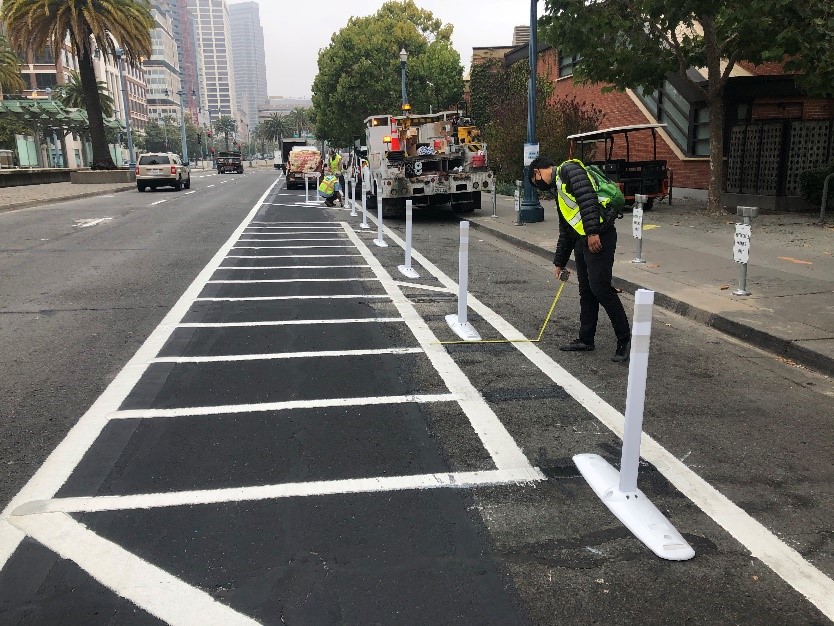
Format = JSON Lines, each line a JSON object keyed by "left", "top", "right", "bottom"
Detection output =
{"left": 567, "top": 159, "right": 625, "bottom": 222}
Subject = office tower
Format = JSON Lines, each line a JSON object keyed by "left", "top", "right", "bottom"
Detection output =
{"left": 512, "top": 25, "right": 530, "bottom": 46}
{"left": 186, "top": 0, "right": 237, "bottom": 121}
{"left": 229, "top": 1, "right": 268, "bottom": 137}
{"left": 159, "top": 0, "right": 202, "bottom": 122}
{"left": 145, "top": 3, "right": 182, "bottom": 123}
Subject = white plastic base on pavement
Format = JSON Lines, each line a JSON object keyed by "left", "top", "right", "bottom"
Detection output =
{"left": 445, "top": 314, "right": 481, "bottom": 341}
{"left": 373, "top": 238, "right": 388, "bottom": 248}
{"left": 398, "top": 265, "right": 420, "bottom": 279}
{"left": 573, "top": 453, "right": 695, "bottom": 561}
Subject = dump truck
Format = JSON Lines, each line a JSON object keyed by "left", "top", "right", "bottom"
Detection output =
{"left": 274, "top": 138, "right": 308, "bottom": 172}
{"left": 285, "top": 145, "right": 322, "bottom": 189}
{"left": 363, "top": 109, "right": 493, "bottom": 216}
{"left": 216, "top": 150, "right": 243, "bottom": 174}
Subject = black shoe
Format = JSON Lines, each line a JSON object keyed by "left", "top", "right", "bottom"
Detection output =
{"left": 612, "top": 340, "right": 630, "bottom": 362}
{"left": 560, "top": 339, "right": 594, "bottom": 352}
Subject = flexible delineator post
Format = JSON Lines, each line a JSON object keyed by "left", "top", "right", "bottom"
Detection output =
{"left": 618, "top": 289, "right": 654, "bottom": 494}
{"left": 360, "top": 181, "right": 370, "bottom": 229}
{"left": 458, "top": 221, "right": 470, "bottom": 323}
{"left": 398, "top": 200, "right": 419, "bottom": 278}
{"left": 350, "top": 177, "right": 357, "bottom": 216}
{"left": 374, "top": 193, "right": 388, "bottom": 247}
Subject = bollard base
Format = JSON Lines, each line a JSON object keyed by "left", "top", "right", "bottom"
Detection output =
{"left": 373, "top": 238, "right": 388, "bottom": 248}
{"left": 445, "top": 314, "right": 481, "bottom": 341}
{"left": 573, "top": 453, "right": 695, "bottom": 561}
{"left": 632, "top": 258, "right": 646, "bottom": 264}
{"left": 398, "top": 264, "right": 420, "bottom": 279}
{"left": 360, "top": 222, "right": 371, "bottom": 230}
{"left": 732, "top": 288, "right": 751, "bottom": 296}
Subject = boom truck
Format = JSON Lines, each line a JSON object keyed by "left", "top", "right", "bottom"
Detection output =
{"left": 363, "top": 109, "right": 493, "bottom": 216}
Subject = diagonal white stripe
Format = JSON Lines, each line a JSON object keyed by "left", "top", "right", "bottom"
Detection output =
{"left": 152, "top": 347, "right": 422, "bottom": 363}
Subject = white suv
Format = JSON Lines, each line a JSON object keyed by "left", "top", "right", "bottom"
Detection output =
{"left": 136, "top": 152, "right": 191, "bottom": 191}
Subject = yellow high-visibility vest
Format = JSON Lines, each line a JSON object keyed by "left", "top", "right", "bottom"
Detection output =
{"left": 329, "top": 154, "right": 342, "bottom": 172}
{"left": 554, "top": 165, "right": 604, "bottom": 236}
{"left": 318, "top": 174, "right": 337, "bottom": 195}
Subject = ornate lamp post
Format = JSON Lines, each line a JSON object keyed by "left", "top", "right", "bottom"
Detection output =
{"left": 399, "top": 48, "right": 410, "bottom": 112}
{"left": 176, "top": 88, "right": 189, "bottom": 163}
{"left": 520, "top": 0, "right": 544, "bottom": 222}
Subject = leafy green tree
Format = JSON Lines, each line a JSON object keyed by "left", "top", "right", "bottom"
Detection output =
{"left": 143, "top": 118, "right": 180, "bottom": 153}
{"left": 2, "top": 0, "right": 153, "bottom": 169}
{"left": 312, "top": 0, "right": 463, "bottom": 146}
{"left": 540, "top": 0, "right": 834, "bottom": 213}
{"left": 471, "top": 58, "right": 602, "bottom": 185}
{"left": 53, "top": 70, "right": 114, "bottom": 117}
{"left": 0, "top": 114, "right": 28, "bottom": 150}
{"left": 0, "top": 32, "right": 24, "bottom": 94}
{"left": 213, "top": 115, "right": 236, "bottom": 151}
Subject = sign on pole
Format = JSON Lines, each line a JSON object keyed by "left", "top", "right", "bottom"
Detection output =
{"left": 632, "top": 205, "right": 644, "bottom": 239}
{"left": 733, "top": 223, "right": 751, "bottom": 264}
{"left": 523, "top": 143, "right": 540, "bottom": 166}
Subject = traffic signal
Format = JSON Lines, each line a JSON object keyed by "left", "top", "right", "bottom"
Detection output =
{"left": 197, "top": 134, "right": 202, "bottom": 144}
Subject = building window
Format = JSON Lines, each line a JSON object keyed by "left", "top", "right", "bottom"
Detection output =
{"left": 636, "top": 81, "right": 710, "bottom": 157}
{"left": 559, "top": 53, "right": 580, "bottom": 78}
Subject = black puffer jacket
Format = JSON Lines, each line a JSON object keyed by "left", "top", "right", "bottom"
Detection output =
{"left": 551, "top": 161, "right": 608, "bottom": 268}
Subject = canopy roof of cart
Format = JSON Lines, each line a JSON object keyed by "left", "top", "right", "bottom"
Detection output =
{"left": 567, "top": 123, "right": 667, "bottom": 142}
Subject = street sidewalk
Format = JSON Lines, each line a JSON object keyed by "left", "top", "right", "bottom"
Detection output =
{"left": 469, "top": 192, "right": 834, "bottom": 376}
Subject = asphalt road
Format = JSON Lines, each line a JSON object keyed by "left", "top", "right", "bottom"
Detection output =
{"left": 0, "top": 170, "right": 832, "bottom": 625}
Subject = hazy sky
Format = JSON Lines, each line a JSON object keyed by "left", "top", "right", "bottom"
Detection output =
{"left": 229, "top": 0, "right": 546, "bottom": 99}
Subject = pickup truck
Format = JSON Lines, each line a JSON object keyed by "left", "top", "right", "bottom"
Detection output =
{"left": 217, "top": 151, "right": 243, "bottom": 174}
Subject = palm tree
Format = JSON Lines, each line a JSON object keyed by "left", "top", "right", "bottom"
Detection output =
{"left": 53, "top": 70, "right": 114, "bottom": 117}
{"left": 0, "top": 33, "right": 24, "bottom": 95}
{"left": 2, "top": 0, "right": 153, "bottom": 169}
{"left": 213, "top": 115, "right": 236, "bottom": 151}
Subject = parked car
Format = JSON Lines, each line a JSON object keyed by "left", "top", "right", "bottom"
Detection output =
{"left": 135, "top": 152, "right": 190, "bottom": 191}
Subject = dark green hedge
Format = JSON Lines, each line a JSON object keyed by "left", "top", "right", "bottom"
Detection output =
{"left": 799, "top": 162, "right": 834, "bottom": 208}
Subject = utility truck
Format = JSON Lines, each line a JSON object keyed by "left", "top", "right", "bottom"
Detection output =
{"left": 363, "top": 109, "right": 493, "bottom": 216}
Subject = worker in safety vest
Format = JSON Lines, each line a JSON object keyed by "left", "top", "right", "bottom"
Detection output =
{"left": 529, "top": 156, "right": 631, "bottom": 362}
{"left": 329, "top": 149, "right": 345, "bottom": 194}
{"left": 318, "top": 166, "right": 343, "bottom": 207}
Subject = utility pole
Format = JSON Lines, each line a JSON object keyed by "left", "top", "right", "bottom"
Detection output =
{"left": 177, "top": 88, "right": 189, "bottom": 163}
{"left": 114, "top": 48, "right": 135, "bottom": 167}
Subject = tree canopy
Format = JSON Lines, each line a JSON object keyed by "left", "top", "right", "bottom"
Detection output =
{"left": 0, "top": 33, "right": 24, "bottom": 94}
{"left": 540, "top": 0, "right": 834, "bottom": 211}
{"left": 312, "top": 0, "right": 463, "bottom": 146}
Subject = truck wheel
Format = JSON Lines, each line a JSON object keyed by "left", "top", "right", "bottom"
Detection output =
{"left": 452, "top": 191, "right": 480, "bottom": 214}
{"left": 174, "top": 178, "right": 182, "bottom": 191}
{"left": 644, "top": 197, "right": 655, "bottom": 211}
{"left": 137, "top": 182, "right": 146, "bottom": 192}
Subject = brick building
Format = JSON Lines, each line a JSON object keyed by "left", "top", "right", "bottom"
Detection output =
{"left": 498, "top": 44, "right": 834, "bottom": 208}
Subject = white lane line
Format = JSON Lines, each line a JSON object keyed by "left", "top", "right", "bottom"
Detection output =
{"left": 394, "top": 281, "right": 453, "bottom": 293}
{"left": 217, "top": 265, "right": 369, "bottom": 270}
{"left": 237, "top": 238, "right": 347, "bottom": 242}
{"left": 245, "top": 226, "right": 343, "bottom": 230}
{"left": 74, "top": 217, "right": 113, "bottom": 228}
{"left": 196, "top": 294, "right": 390, "bottom": 302}
{"left": 184, "top": 190, "right": 197, "bottom": 195}
{"left": 225, "top": 254, "right": 363, "bottom": 259}
{"left": 380, "top": 220, "right": 834, "bottom": 621}
{"left": 343, "top": 224, "right": 533, "bottom": 471}
{"left": 149, "top": 199, "right": 168, "bottom": 205}
{"left": 9, "top": 513, "right": 258, "bottom": 625}
{"left": 109, "top": 393, "right": 458, "bottom": 420}
{"left": 176, "top": 318, "right": 404, "bottom": 328}
{"left": 14, "top": 468, "right": 545, "bottom": 516}
{"left": 207, "top": 277, "right": 379, "bottom": 284}
{"left": 0, "top": 178, "right": 282, "bottom": 571}
{"left": 231, "top": 245, "right": 355, "bottom": 250}
{"left": 206, "top": 184, "right": 215, "bottom": 188}
{"left": 250, "top": 221, "right": 334, "bottom": 224}
{"left": 151, "top": 347, "right": 422, "bottom": 363}
{"left": 243, "top": 231, "right": 345, "bottom": 235}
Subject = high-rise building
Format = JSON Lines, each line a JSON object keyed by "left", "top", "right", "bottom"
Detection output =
{"left": 158, "top": 0, "right": 202, "bottom": 122}
{"left": 144, "top": 3, "right": 182, "bottom": 123}
{"left": 186, "top": 0, "right": 237, "bottom": 124}
{"left": 512, "top": 25, "right": 530, "bottom": 46}
{"left": 229, "top": 1, "right": 268, "bottom": 137}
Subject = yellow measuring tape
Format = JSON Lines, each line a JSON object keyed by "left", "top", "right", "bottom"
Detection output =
{"left": 435, "top": 280, "right": 566, "bottom": 345}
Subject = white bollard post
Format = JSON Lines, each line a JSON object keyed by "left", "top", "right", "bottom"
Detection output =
{"left": 374, "top": 193, "right": 388, "bottom": 247}
{"left": 398, "top": 200, "right": 420, "bottom": 278}
{"left": 304, "top": 173, "right": 310, "bottom": 204}
{"left": 572, "top": 289, "right": 694, "bottom": 561}
{"left": 445, "top": 221, "right": 481, "bottom": 341}
{"left": 360, "top": 181, "right": 370, "bottom": 229}
{"left": 350, "top": 177, "right": 358, "bottom": 217}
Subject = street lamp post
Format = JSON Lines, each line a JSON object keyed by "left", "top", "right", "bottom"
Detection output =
{"left": 520, "top": 0, "right": 544, "bottom": 222}
{"left": 207, "top": 107, "right": 218, "bottom": 166}
{"left": 399, "top": 48, "right": 409, "bottom": 112}
{"left": 114, "top": 48, "right": 135, "bottom": 167}
{"left": 177, "top": 88, "right": 189, "bottom": 163}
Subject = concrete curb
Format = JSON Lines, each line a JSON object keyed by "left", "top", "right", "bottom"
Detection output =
{"left": 0, "top": 185, "right": 135, "bottom": 214}
{"left": 468, "top": 218, "right": 834, "bottom": 377}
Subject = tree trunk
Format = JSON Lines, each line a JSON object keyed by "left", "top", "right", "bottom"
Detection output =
{"left": 702, "top": 15, "right": 725, "bottom": 215}
{"left": 76, "top": 44, "right": 116, "bottom": 169}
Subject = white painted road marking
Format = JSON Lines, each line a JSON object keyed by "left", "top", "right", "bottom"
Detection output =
{"left": 184, "top": 190, "right": 197, "bottom": 195}
{"left": 15, "top": 468, "right": 545, "bottom": 516}
{"left": 176, "top": 318, "right": 403, "bottom": 328}
{"left": 217, "top": 264, "right": 369, "bottom": 270}
{"left": 207, "top": 277, "right": 379, "bottom": 284}
{"left": 149, "top": 199, "right": 167, "bottom": 205}
{"left": 195, "top": 294, "right": 390, "bottom": 302}
{"left": 151, "top": 346, "right": 423, "bottom": 363}
{"left": 73, "top": 218, "right": 113, "bottom": 228}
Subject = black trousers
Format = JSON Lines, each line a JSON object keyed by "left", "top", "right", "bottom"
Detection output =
{"left": 573, "top": 227, "right": 630, "bottom": 345}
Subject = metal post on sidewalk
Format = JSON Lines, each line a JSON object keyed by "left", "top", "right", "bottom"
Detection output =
{"left": 514, "top": 180, "right": 524, "bottom": 226}
{"left": 491, "top": 183, "right": 498, "bottom": 218}
{"left": 632, "top": 194, "right": 647, "bottom": 264}
{"left": 820, "top": 172, "right": 833, "bottom": 223}
{"left": 398, "top": 200, "right": 419, "bottom": 278}
{"left": 733, "top": 205, "right": 758, "bottom": 296}
{"left": 360, "top": 180, "right": 370, "bottom": 229}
